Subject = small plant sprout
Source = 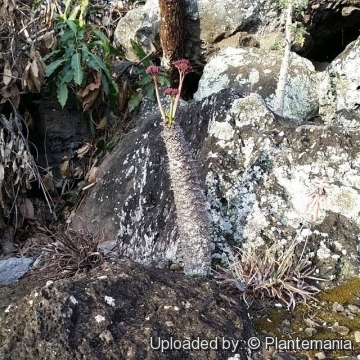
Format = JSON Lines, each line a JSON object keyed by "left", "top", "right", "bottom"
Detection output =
{"left": 146, "top": 59, "right": 212, "bottom": 277}
{"left": 304, "top": 176, "right": 333, "bottom": 226}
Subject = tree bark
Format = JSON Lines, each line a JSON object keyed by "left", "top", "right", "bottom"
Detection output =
{"left": 161, "top": 122, "right": 211, "bottom": 276}
{"left": 273, "top": 1, "right": 292, "bottom": 117}
{"left": 158, "top": 0, "right": 184, "bottom": 81}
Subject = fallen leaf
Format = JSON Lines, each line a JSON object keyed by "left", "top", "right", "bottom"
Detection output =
{"left": 3, "top": 60, "right": 12, "bottom": 86}
{"left": 30, "top": 60, "right": 42, "bottom": 92}
{"left": 10, "top": 83, "right": 20, "bottom": 108}
{"left": 19, "top": 198, "right": 35, "bottom": 219}
{"left": 73, "top": 166, "right": 84, "bottom": 178}
{"left": 87, "top": 166, "right": 98, "bottom": 184}
{"left": 76, "top": 71, "right": 102, "bottom": 111}
{"left": 60, "top": 157, "right": 71, "bottom": 179}
{"left": 0, "top": 163, "right": 4, "bottom": 181}
{"left": 42, "top": 31, "right": 55, "bottom": 49}
{"left": 76, "top": 142, "right": 91, "bottom": 158}
{"left": 42, "top": 172, "right": 55, "bottom": 192}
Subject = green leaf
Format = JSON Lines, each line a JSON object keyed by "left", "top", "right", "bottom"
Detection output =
{"left": 87, "top": 109, "right": 95, "bottom": 136}
{"left": 57, "top": 82, "right": 68, "bottom": 107}
{"left": 68, "top": 6, "right": 80, "bottom": 21}
{"left": 108, "top": 44, "right": 122, "bottom": 56}
{"left": 86, "top": 52, "right": 112, "bottom": 80}
{"left": 146, "top": 82, "right": 155, "bottom": 101}
{"left": 60, "top": 27, "right": 76, "bottom": 45}
{"left": 79, "top": 0, "right": 89, "bottom": 25}
{"left": 101, "top": 75, "right": 109, "bottom": 95}
{"left": 130, "top": 39, "right": 151, "bottom": 66}
{"left": 61, "top": 63, "right": 74, "bottom": 83}
{"left": 92, "top": 28, "right": 108, "bottom": 42}
{"left": 139, "top": 75, "right": 153, "bottom": 86}
{"left": 105, "top": 139, "right": 115, "bottom": 150}
{"left": 71, "top": 53, "right": 83, "bottom": 85}
{"left": 46, "top": 58, "right": 67, "bottom": 77}
{"left": 128, "top": 92, "right": 142, "bottom": 112}
{"left": 65, "top": 42, "right": 76, "bottom": 58}
{"left": 81, "top": 44, "right": 90, "bottom": 61}
{"left": 158, "top": 75, "right": 170, "bottom": 87}
{"left": 96, "top": 138, "right": 106, "bottom": 149}
{"left": 66, "top": 20, "right": 78, "bottom": 34}
{"left": 43, "top": 49, "right": 62, "bottom": 61}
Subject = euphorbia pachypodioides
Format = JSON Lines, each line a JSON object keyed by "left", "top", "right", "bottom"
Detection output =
{"left": 146, "top": 60, "right": 212, "bottom": 276}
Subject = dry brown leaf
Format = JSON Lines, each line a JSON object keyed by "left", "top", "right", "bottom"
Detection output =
{"left": 73, "top": 166, "right": 84, "bottom": 178}
{"left": 0, "top": 85, "right": 11, "bottom": 103}
{"left": 42, "top": 172, "right": 55, "bottom": 192}
{"left": 87, "top": 166, "right": 98, "bottom": 184}
{"left": 60, "top": 157, "right": 71, "bottom": 179}
{"left": 10, "top": 83, "right": 20, "bottom": 108}
{"left": 76, "top": 71, "right": 102, "bottom": 111}
{"left": 0, "top": 163, "right": 4, "bottom": 181}
{"left": 118, "top": 78, "right": 132, "bottom": 111}
{"left": 19, "top": 198, "right": 35, "bottom": 219}
{"left": 3, "top": 60, "right": 12, "bottom": 86}
{"left": 30, "top": 59, "right": 39, "bottom": 78}
{"left": 76, "top": 142, "right": 91, "bottom": 158}
{"left": 30, "top": 60, "right": 42, "bottom": 92}
{"left": 42, "top": 31, "right": 55, "bottom": 49}
{"left": 21, "top": 62, "right": 34, "bottom": 92}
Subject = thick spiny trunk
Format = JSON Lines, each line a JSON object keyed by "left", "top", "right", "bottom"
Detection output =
{"left": 273, "top": 1, "right": 293, "bottom": 117}
{"left": 161, "top": 123, "right": 211, "bottom": 276}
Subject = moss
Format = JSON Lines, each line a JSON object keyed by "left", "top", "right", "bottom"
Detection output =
{"left": 252, "top": 278, "right": 360, "bottom": 358}
{"left": 318, "top": 277, "right": 360, "bottom": 303}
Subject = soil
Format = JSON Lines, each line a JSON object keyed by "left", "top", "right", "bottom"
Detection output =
{"left": 0, "top": 259, "right": 255, "bottom": 360}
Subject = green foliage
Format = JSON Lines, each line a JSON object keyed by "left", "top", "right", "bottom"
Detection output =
{"left": 278, "top": 0, "right": 308, "bottom": 11}
{"left": 128, "top": 39, "right": 169, "bottom": 112}
{"left": 290, "top": 21, "right": 309, "bottom": 47}
{"left": 44, "top": 0, "right": 120, "bottom": 109}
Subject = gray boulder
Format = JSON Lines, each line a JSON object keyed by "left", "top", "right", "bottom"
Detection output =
{"left": 318, "top": 36, "right": 360, "bottom": 128}
{"left": 73, "top": 88, "right": 360, "bottom": 281}
{"left": 194, "top": 47, "right": 319, "bottom": 121}
{"left": 113, "top": 0, "right": 259, "bottom": 66}
{"left": 0, "top": 257, "right": 34, "bottom": 285}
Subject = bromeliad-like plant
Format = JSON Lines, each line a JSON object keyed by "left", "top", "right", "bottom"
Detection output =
{"left": 44, "top": 0, "right": 119, "bottom": 110}
{"left": 219, "top": 238, "right": 321, "bottom": 309}
{"left": 146, "top": 60, "right": 212, "bottom": 276}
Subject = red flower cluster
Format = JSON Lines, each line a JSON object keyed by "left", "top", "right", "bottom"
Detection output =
{"left": 164, "top": 88, "right": 179, "bottom": 96}
{"left": 146, "top": 65, "right": 161, "bottom": 77}
{"left": 173, "top": 59, "right": 193, "bottom": 75}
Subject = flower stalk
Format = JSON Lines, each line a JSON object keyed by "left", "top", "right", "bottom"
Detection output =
{"left": 146, "top": 60, "right": 212, "bottom": 276}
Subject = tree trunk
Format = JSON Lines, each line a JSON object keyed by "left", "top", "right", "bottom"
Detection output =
{"left": 273, "top": 1, "right": 292, "bottom": 117}
{"left": 161, "top": 122, "right": 211, "bottom": 276}
{"left": 158, "top": 0, "right": 184, "bottom": 83}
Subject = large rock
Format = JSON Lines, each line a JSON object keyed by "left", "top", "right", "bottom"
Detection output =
{"left": 318, "top": 36, "right": 360, "bottom": 128}
{"left": 194, "top": 47, "right": 318, "bottom": 121}
{"left": 113, "top": 0, "right": 259, "bottom": 66}
{"left": 0, "top": 259, "right": 256, "bottom": 360}
{"left": 73, "top": 88, "right": 360, "bottom": 281}
{"left": 0, "top": 257, "right": 34, "bottom": 285}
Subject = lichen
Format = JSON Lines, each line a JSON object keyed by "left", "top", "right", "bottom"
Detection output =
{"left": 328, "top": 186, "right": 360, "bottom": 218}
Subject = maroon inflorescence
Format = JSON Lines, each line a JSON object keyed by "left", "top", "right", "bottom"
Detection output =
{"left": 146, "top": 65, "right": 161, "bottom": 77}
{"left": 173, "top": 59, "right": 193, "bottom": 75}
{"left": 164, "top": 88, "right": 179, "bottom": 96}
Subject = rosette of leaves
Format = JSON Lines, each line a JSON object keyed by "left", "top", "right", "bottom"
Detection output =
{"left": 44, "top": 0, "right": 120, "bottom": 110}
